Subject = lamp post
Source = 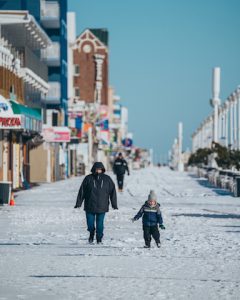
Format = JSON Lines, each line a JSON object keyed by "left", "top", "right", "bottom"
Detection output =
{"left": 224, "top": 100, "right": 229, "bottom": 148}
{"left": 177, "top": 122, "right": 184, "bottom": 172}
{"left": 233, "top": 92, "right": 237, "bottom": 149}
{"left": 218, "top": 106, "right": 223, "bottom": 144}
{"left": 237, "top": 87, "right": 240, "bottom": 150}
{"left": 229, "top": 96, "right": 234, "bottom": 149}
{"left": 211, "top": 67, "right": 221, "bottom": 143}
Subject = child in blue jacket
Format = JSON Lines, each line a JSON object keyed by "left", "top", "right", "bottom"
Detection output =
{"left": 132, "top": 190, "right": 165, "bottom": 248}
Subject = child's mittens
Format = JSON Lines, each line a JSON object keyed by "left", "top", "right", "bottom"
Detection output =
{"left": 159, "top": 224, "right": 166, "bottom": 230}
{"left": 131, "top": 218, "right": 136, "bottom": 222}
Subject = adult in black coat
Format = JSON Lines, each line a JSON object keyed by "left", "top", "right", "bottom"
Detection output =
{"left": 113, "top": 153, "right": 130, "bottom": 192}
{"left": 74, "top": 162, "right": 117, "bottom": 244}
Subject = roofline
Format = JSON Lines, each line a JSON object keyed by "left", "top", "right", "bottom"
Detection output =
{"left": 75, "top": 28, "right": 108, "bottom": 50}
{"left": 0, "top": 10, "right": 52, "bottom": 47}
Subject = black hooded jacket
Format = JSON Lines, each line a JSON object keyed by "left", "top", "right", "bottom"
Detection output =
{"left": 75, "top": 162, "right": 118, "bottom": 213}
{"left": 113, "top": 158, "right": 129, "bottom": 175}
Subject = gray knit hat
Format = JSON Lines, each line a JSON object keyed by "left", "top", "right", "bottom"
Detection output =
{"left": 148, "top": 190, "right": 157, "bottom": 201}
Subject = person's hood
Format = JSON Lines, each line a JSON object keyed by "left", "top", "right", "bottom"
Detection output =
{"left": 91, "top": 162, "right": 106, "bottom": 174}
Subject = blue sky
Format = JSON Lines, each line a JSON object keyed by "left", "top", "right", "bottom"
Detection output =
{"left": 69, "top": 0, "right": 240, "bottom": 163}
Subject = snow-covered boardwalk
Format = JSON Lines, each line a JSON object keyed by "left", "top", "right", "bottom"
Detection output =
{"left": 0, "top": 168, "right": 240, "bottom": 299}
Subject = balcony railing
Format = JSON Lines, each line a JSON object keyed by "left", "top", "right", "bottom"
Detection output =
{"left": 18, "top": 47, "right": 48, "bottom": 82}
{"left": 41, "top": 42, "right": 60, "bottom": 66}
{"left": 41, "top": 0, "right": 60, "bottom": 28}
{"left": 44, "top": 82, "right": 61, "bottom": 104}
{"left": 0, "top": 38, "right": 49, "bottom": 94}
{"left": 0, "top": 37, "right": 22, "bottom": 75}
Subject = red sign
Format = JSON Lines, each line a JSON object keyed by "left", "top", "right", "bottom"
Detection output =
{"left": 54, "top": 131, "right": 70, "bottom": 142}
{"left": 42, "top": 126, "right": 71, "bottom": 142}
{"left": 0, "top": 117, "right": 21, "bottom": 128}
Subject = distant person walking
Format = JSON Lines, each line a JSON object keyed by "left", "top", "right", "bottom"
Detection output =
{"left": 74, "top": 162, "right": 118, "bottom": 244}
{"left": 113, "top": 153, "right": 130, "bottom": 192}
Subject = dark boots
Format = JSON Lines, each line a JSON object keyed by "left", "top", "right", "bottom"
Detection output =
{"left": 96, "top": 235, "right": 103, "bottom": 244}
{"left": 144, "top": 242, "right": 151, "bottom": 248}
{"left": 88, "top": 230, "right": 95, "bottom": 244}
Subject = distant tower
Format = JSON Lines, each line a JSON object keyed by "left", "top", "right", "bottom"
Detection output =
{"left": 211, "top": 67, "right": 221, "bottom": 143}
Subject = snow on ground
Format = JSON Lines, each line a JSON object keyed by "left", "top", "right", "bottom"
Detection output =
{"left": 0, "top": 167, "right": 240, "bottom": 300}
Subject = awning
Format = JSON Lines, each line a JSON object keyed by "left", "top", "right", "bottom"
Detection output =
{"left": 10, "top": 101, "right": 41, "bottom": 121}
{"left": 0, "top": 96, "right": 42, "bottom": 132}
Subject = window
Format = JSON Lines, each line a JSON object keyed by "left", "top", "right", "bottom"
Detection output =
{"left": 75, "top": 88, "right": 80, "bottom": 97}
{"left": 52, "top": 112, "right": 58, "bottom": 126}
{"left": 74, "top": 65, "right": 80, "bottom": 76}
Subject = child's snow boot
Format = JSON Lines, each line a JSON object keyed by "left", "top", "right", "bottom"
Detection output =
{"left": 144, "top": 241, "right": 151, "bottom": 248}
{"left": 156, "top": 242, "right": 161, "bottom": 248}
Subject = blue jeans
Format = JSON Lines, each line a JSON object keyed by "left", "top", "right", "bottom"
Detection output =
{"left": 86, "top": 212, "right": 106, "bottom": 239}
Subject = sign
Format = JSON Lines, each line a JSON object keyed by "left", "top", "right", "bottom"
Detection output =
{"left": 0, "top": 116, "right": 22, "bottom": 129}
{"left": 100, "top": 130, "right": 110, "bottom": 145}
{"left": 0, "top": 117, "right": 21, "bottom": 127}
{"left": 42, "top": 126, "right": 71, "bottom": 142}
{"left": 122, "top": 138, "right": 133, "bottom": 148}
{"left": 100, "top": 105, "right": 109, "bottom": 119}
{"left": 0, "top": 96, "right": 41, "bottom": 131}
{"left": 0, "top": 96, "right": 14, "bottom": 116}
{"left": 0, "top": 96, "right": 21, "bottom": 129}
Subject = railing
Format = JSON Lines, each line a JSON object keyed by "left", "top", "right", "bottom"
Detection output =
{"left": 193, "top": 166, "right": 240, "bottom": 197}
{"left": 41, "top": 42, "right": 60, "bottom": 66}
{"left": 0, "top": 38, "right": 49, "bottom": 94}
{"left": 18, "top": 47, "right": 48, "bottom": 82}
{"left": 0, "top": 37, "right": 22, "bottom": 75}
{"left": 45, "top": 82, "right": 61, "bottom": 103}
{"left": 41, "top": 0, "right": 60, "bottom": 28}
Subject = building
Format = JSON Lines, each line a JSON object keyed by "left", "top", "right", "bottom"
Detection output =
{"left": 0, "top": 10, "right": 50, "bottom": 188}
{"left": 68, "top": 28, "right": 110, "bottom": 172}
{"left": 40, "top": 0, "right": 68, "bottom": 126}
{"left": 0, "top": 0, "right": 70, "bottom": 183}
{"left": 0, "top": 0, "right": 68, "bottom": 125}
{"left": 73, "top": 28, "right": 109, "bottom": 105}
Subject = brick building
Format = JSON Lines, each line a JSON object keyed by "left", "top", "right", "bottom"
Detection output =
{"left": 72, "top": 28, "right": 109, "bottom": 105}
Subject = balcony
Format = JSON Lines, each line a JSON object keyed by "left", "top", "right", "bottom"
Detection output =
{"left": 41, "top": 0, "right": 60, "bottom": 28}
{"left": 21, "top": 68, "right": 49, "bottom": 95}
{"left": 0, "top": 11, "right": 51, "bottom": 50}
{"left": 41, "top": 42, "right": 60, "bottom": 66}
{"left": 0, "top": 38, "right": 21, "bottom": 75}
{"left": 18, "top": 47, "right": 48, "bottom": 82}
{"left": 0, "top": 38, "right": 49, "bottom": 95}
{"left": 43, "top": 82, "right": 61, "bottom": 105}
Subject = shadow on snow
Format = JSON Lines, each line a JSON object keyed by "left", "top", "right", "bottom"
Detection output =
{"left": 172, "top": 213, "right": 240, "bottom": 219}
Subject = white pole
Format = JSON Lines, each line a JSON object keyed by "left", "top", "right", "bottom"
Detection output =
{"left": 200, "top": 124, "right": 204, "bottom": 148}
{"left": 218, "top": 107, "right": 222, "bottom": 143}
{"left": 233, "top": 93, "right": 237, "bottom": 149}
{"left": 209, "top": 116, "right": 213, "bottom": 148}
{"left": 178, "top": 122, "right": 184, "bottom": 172}
{"left": 212, "top": 67, "right": 221, "bottom": 143}
{"left": 229, "top": 98, "right": 233, "bottom": 148}
{"left": 237, "top": 87, "right": 240, "bottom": 150}
{"left": 222, "top": 107, "right": 226, "bottom": 143}
{"left": 225, "top": 101, "right": 229, "bottom": 148}
{"left": 88, "top": 127, "right": 93, "bottom": 171}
